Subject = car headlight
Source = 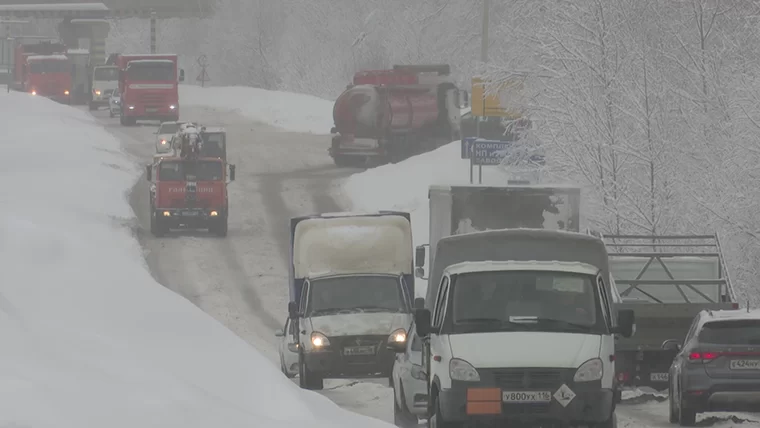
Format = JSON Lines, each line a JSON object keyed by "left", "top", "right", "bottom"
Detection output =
{"left": 449, "top": 358, "right": 480, "bottom": 381}
{"left": 311, "top": 332, "right": 329, "bottom": 348}
{"left": 160, "top": 140, "right": 167, "bottom": 145}
{"left": 169, "top": 105, "right": 176, "bottom": 109}
{"left": 128, "top": 105, "right": 134, "bottom": 110}
{"left": 64, "top": 90, "right": 69, "bottom": 95}
{"left": 388, "top": 328, "right": 406, "bottom": 343}
{"left": 574, "top": 358, "right": 603, "bottom": 382}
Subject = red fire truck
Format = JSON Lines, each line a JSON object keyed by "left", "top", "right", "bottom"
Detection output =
{"left": 113, "top": 53, "right": 184, "bottom": 126}
{"left": 13, "top": 40, "right": 71, "bottom": 103}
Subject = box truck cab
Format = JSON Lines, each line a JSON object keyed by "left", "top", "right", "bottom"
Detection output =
{"left": 413, "top": 260, "right": 635, "bottom": 428}
{"left": 287, "top": 212, "right": 415, "bottom": 390}
{"left": 90, "top": 65, "right": 119, "bottom": 109}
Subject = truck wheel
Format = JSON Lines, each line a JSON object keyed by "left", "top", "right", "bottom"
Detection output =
{"left": 211, "top": 217, "right": 228, "bottom": 237}
{"left": 298, "top": 353, "right": 323, "bottom": 390}
{"left": 394, "top": 386, "right": 418, "bottom": 428}
{"left": 150, "top": 211, "right": 165, "bottom": 237}
{"left": 429, "top": 395, "right": 460, "bottom": 428}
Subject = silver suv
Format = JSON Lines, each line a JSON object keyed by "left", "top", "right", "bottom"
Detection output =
{"left": 665, "top": 309, "right": 760, "bottom": 426}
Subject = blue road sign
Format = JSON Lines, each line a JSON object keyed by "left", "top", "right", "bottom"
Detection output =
{"left": 472, "top": 140, "right": 512, "bottom": 165}
{"left": 461, "top": 137, "right": 477, "bottom": 159}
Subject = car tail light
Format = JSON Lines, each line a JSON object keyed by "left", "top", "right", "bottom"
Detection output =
{"left": 689, "top": 352, "right": 720, "bottom": 362}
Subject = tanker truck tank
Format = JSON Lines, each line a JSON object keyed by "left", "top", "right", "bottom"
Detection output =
{"left": 329, "top": 65, "right": 466, "bottom": 167}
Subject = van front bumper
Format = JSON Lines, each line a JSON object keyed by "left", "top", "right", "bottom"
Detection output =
{"left": 439, "top": 369, "right": 613, "bottom": 425}
{"left": 303, "top": 334, "right": 396, "bottom": 378}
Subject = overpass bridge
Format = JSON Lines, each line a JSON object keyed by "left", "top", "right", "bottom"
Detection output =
{"left": 0, "top": 1, "right": 214, "bottom": 66}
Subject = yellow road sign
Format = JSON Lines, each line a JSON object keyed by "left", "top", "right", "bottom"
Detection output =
{"left": 471, "top": 77, "right": 523, "bottom": 118}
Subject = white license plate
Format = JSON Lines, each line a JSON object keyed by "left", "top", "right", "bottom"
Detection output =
{"left": 650, "top": 373, "right": 668, "bottom": 382}
{"left": 146, "top": 108, "right": 158, "bottom": 113}
{"left": 730, "top": 360, "right": 760, "bottom": 370}
{"left": 343, "top": 346, "right": 375, "bottom": 356}
{"left": 502, "top": 391, "right": 552, "bottom": 403}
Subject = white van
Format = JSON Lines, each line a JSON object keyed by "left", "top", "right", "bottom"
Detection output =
{"left": 89, "top": 65, "right": 119, "bottom": 110}
{"left": 413, "top": 260, "right": 634, "bottom": 428}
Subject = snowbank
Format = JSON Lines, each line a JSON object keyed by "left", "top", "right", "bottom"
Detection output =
{"left": 0, "top": 92, "right": 391, "bottom": 428}
{"left": 341, "top": 141, "right": 512, "bottom": 297}
{"left": 180, "top": 85, "right": 334, "bottom": 134}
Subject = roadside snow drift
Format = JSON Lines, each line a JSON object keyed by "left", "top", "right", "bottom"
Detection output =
{"left": 180, "top": 85, "right": 334, "bottom": 134}
{"left": 341, "top": 142, "right": 511, "bottom": 297}
{"left": 0, "top": 92, "right": 392, "bottom": 428}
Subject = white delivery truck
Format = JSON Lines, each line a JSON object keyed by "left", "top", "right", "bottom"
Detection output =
{"left": 89, "top": 64, "right": 119, "bottom": 110}
{"left": 413, "top": 249, "right": 635, "bottom": 428}
{"left": 287, "top": 211, "right": 415, "bottom": 390}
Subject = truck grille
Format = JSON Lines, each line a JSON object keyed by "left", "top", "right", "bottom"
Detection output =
{"left": 492, "top": 369, "right": 563, "bottom": 389}
{"left": 139, "top": 92, "right": 167, "bottom": 104}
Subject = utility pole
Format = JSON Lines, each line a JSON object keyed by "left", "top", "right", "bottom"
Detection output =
{"left": 480, "top": 0, "right": 489, "bottom": 63}
{"left": 150, "top": 10, "right": 157, "bottom": 53}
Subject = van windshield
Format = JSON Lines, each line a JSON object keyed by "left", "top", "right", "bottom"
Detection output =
{"left": 448, "top": 270, "right": 606, "bottom": 334}
{"left": 94, "top": 67, "right": 118, "bottom": 81}
{"left": 307, "top": 276, "right": 406, "bottom": 316}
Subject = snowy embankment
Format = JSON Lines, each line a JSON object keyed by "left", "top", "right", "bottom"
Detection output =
{"left": 0, "top": 92, "right": 392, "bottom": 428}
{"left": 180, "top": 84, "right": 334, "bottom": 134}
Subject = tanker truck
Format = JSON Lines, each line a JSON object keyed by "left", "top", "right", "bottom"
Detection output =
{"left": 329, "top": 64, "right": 469, "bottom": 167}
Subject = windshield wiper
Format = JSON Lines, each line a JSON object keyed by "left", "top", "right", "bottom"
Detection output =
{"left": 535, "top": 318, "right": 592, "bottom": 331}
{"left": 456, "top": 318, "right": 537, "bottom": 331}
{"left": 353, "top": 305, "right": 400, "bottom": 313}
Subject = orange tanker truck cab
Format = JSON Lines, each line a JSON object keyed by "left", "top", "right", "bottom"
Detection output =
{"left": 146, "top": 157, "right": 235, "bottom": 237}
{"left": 116, "top": 54, "right": 184, "bottom": 126}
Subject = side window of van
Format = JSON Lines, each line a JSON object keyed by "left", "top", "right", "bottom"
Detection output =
{"left": 433, "top": 276, "right": 450, "bottom": 327}
{"left": 597, "top": 276, "right": 612, "bottom": 328}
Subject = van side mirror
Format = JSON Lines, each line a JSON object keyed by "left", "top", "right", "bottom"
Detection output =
{"left": 661, "top": 339, "right": 682, "bottom": 351}
{"left": 179, "top": 69, "right": 185, "bottom": 82}
{"left": 145, "top": 165, "right": 152, "bottom": 181}
{"left": 615, "top": 309, "right": 635, "bottom": 338}
{"left": 229, "top": 164, "right": 236, "bottom": 181}
{"left": 415, "top": 245, "right": 427, "bottom": 267}
{"left": 414, "top": 309, "right": 432, "bottom": 336}
{"left": 288, "top": 301, "right": 298, "bottom": 318}
{"left": 414, "top": 297, "right": 425, "bottom": 310}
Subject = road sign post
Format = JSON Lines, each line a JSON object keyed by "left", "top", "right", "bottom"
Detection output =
{"left": 196, "top": 54, "right": 209, "bottom": 87}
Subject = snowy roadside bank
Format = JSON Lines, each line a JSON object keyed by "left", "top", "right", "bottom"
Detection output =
{"left": 180, "top": 84, "right": 334, "bottom": 134}
{"left": 0, "top": 92, "right": 391, "bottom": 428}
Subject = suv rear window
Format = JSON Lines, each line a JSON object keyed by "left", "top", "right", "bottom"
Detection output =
{"left": 699, "top": 319, "right": 760, "bottom": 345}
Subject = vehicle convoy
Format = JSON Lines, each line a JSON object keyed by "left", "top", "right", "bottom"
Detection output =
{"left": 66, "top": 48, "right": 90, "bottom": 104}
{"left": 112, "top": 53, "right": 184, "bottom": 126}
{"left": 411, "top": 259, "right": 634, "bottom": 428}
{"left": 413, "top": 183, "right": 583, "bottom": 302}
{"left": 599, "top": 234, "right": 738, "bottom": 389}
{"left": 286, "top": 212, "right": 416, "bottom": 390}
{"left": 12, "top": 39, "right": 71, "bottom": 103}
{"left": 90, "top": 65, "right": 119, "bottom": 110}
{"left": 145, "top": 140, "right": 235, "bottom": 237}
{"left": 666, "top": 309, "right": 760, "bottom": 426}
{"left": 329, "top": 64, "right": 468, "bottom": 167}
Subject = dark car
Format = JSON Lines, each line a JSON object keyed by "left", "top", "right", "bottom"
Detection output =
{"left": 666, "top": 309, "right": 760, "bottom": 426}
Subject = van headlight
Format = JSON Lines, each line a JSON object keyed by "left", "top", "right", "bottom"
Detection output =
{"left": 449, "top": 358, "right": 480, "bottom": 382}
{"left": 388, "top": 328, "right": 406, "bottom": 343}
{"left": 574, "top": 358, "right": 603, "bottom": 382}
{"left": 310, "top": 332, "right": 329, "bottom": 348}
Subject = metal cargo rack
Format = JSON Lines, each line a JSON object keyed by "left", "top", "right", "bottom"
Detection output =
{"left": 600, "top": 234, "right": 737, "bottom": 305}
